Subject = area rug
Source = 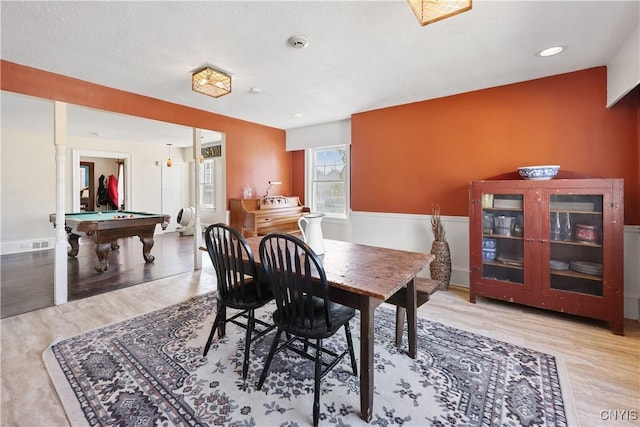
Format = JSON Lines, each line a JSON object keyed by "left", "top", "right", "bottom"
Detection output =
{"left": 44, "top": 293, "right": 576, "bottom": 426}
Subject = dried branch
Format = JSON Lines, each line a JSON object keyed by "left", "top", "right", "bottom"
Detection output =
{"left": 431, "top": 204, "right": 447, "bottom": 242}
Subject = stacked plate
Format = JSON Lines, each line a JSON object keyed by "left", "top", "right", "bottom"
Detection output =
{"left": 570, "top": 261, "right": 602, "bottom": 276}
{"left": 497, "top": 254, "right": 523, "bottom": 266}
{"left": 550, "top": 259, "right": 569, "bottom": 271}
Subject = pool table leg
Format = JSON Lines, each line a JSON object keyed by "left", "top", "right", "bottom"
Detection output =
{"left": 94, "top": 243, "right": 112, "bottom": 272}
{"left": 67, "top": 233, "right": 80, "bottom": 257}
{"left": 140, "top": 237, "right": 155, "bottom": 263}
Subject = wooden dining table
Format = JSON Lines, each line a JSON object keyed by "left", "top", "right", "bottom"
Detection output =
{"left": 243, "top": 236, "right": 433, "bottom": 422}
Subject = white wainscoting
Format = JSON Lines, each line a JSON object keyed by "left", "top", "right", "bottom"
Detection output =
{"left": 323, "top": 211, "right": 640, "bottom": 320}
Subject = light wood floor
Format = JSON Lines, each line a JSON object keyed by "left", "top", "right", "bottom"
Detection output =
{"left": 1, "top": 270, "right": 638, "bottom": 426}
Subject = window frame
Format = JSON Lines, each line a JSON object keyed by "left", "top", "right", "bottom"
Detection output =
{"left": 305, "top": 144, "right": 350, "bottom": 219}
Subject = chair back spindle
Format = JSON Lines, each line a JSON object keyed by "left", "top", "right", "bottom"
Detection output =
{"left": 206, "top": 224, "right": 263, "bottom": 304}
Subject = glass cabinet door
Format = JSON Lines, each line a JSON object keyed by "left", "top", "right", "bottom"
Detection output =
{"left": 480, "top": 193, "right": 524, "bottom": 284}
{"left": 548, "top": 194, "right": 603, "bottom": 296}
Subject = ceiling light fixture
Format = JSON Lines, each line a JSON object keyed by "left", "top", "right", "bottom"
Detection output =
{"left": 537, "top": 46, "right": 565, "bottom": 57}
{"left": 407, "top": 0, "right": 472, "bottom": 26}
{"left": 192, "top": 67, "right": 231, "bottom": 98}
{"left": 166, "top": 144, "right": 173, "bottom": 168}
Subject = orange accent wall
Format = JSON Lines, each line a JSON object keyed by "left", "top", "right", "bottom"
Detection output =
{"left": 351, "top": 67, "right": 639, "bottom": 224}
{"left": 291, "top": 150, "right": 306, "bottom": 205}
{"left": 0, "top": 60, "right": 292, "bottom": 205}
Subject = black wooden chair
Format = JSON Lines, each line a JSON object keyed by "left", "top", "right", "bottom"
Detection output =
{"left": 257, "top": 233, "right": 358, "bottom": 427}
{"left": 203, "top": 223, "right": 275, "bottom": 380}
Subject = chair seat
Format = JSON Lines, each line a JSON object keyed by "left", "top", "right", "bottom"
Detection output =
{"left": 219, "top": 279, "right": 273, "bottom": 310}
{"left": 274, "top": 300, "right": 355, "bottom": 339}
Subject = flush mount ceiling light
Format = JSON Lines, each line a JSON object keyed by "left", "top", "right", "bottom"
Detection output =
{"left": 407, "top": 0, "right": 472, "bottom": 26}
{"left": 537, "top": 46, "right": 565, "bottom": 57}
{"left": 192, "top": 67, "right": 231, "bottom": 98}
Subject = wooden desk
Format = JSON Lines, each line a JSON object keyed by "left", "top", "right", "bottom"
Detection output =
{"left": 244, "top": 236, "right": 433, "bottom": 422}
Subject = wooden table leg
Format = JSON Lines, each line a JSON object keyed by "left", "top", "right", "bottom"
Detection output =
{"left": 395, "top": 306, "right": 406, "bottom": 347}
{"left": 140, "top": 236, "right": 156, "bottom": 263}
{"left": 359, "top": 298, "right": 374, "bottom": 422}
{"left": 406, "top": 277, "right": 417, "bottom": 359}
{"left": 67, "top": 233, "right": 80, "bottom": 257}
{"left": 94, "top": 242, "right": 111, "bottom": 272}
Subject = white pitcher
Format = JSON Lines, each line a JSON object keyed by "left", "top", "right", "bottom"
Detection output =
{"left": 298, "top": 213, "right": 326, "bottom": 255}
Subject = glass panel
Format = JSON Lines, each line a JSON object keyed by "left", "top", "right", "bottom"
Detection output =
{"left": 313, "top": 148, "right": 345, "bottom": 182}
{"left": 199, "top": 160, "right": 215, "bottom": 209}
{"left": 481, "top": 193, "right": 524, "bottom": 284}
{"left": 313, "top": 182, "right": 345, "bottom": 214}
{"left": 549, "top": 194, "right": 603, "bottom": 296}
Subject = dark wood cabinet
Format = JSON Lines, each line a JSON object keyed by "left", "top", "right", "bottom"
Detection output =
{"left": 469, "top": 178, "right": 624, "bottom": 334}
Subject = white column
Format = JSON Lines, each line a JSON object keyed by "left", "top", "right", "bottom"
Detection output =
{"left": 53, "top": 102, "right": 68, "bottom": 305}
{"left": 193, "top": 128, "right": 203, "bottom": 270}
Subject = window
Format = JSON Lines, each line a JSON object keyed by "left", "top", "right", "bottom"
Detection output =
{"left": 306, "top": 145, "right": 349, "bottom": 218}
{"left": 200, "top": 159, "right": 215, "bottom": 209}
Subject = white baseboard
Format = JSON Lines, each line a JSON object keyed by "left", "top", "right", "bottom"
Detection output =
{"left": 2, "top": 238, "right": 56, "bottom": 255}
{"left": 329, "top": 211, "right": 640, "bottom": 321}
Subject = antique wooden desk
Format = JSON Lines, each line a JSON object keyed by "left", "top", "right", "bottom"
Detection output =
{"left": 244, "top": 236, "right": 433, "bottom": 422}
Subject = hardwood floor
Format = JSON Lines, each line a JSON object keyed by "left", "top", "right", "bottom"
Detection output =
{"left": 1, "top": 251, "right": 638, "bottom": 426}
{"left": 1, "top": 232, "right": 196, "bottom": 318}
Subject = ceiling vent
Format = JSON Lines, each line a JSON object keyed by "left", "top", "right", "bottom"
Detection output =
{"left": 288, "top": 35, "right": 309, "bottom": 49}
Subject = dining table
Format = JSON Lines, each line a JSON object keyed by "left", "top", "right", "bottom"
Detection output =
{"left": 243, "top": 235, "right": 433, "bottom": 422}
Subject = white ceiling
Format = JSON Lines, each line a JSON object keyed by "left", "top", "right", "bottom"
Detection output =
{"left": 1, "top": 1, "right": 638, "bottom": 146}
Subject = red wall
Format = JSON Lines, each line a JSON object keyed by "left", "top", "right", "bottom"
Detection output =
{"left": 0, "top": 60, "right": 292, "bottom": 205}
{"left": 351, "top": 67, "right": 639, "bottom": 224}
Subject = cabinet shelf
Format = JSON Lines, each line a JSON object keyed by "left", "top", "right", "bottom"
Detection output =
{"left": 470, "top": 178, "right": 624, "bottom": 335}
{"left": 550, "top": 269, "right": 602, "bottom": 282}
{"left": 483, "top": 233, "right": 522, "bottom": 240}
{"left": 550, "top": 240, "right": 602, "bottom": 248}
{"left": 483, "top": 207, "right": 523, "bottom": 213}
{"left": 550, "top": 209, "right": 602, "bottom": 215}
{"left": 483, "top": 260, "right": 523, "bottom": 270}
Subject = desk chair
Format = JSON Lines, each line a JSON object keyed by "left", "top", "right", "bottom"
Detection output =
{"left": 203, "top": 223, "right": 275, "bottom": 380}
{"left": 257, "top": 233, "right": 358, "bottom": 427}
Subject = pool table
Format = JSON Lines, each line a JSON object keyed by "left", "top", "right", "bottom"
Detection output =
{"left": 49, "top": 210, "right": 170, "bottom": 272}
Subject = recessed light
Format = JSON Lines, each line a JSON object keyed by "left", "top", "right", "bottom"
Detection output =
{"left": 292, "top": 113, "right": 303, "bottom": 118}
{"left": 537, "top": 46, "right": 565, "bottom": 57}
{"left": 249, "top": 87, "right": 261, "bottom": 94}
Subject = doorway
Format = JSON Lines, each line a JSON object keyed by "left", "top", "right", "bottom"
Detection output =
{"left": 79, "top": 161, "right": 95, "bottom": 211}
{"left": 72, "top": 150, "right": 131, "bottom": 212}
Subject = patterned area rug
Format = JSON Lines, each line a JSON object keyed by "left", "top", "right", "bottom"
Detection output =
{"left": 44, "top": 293, "right": 576, "bottom": 426}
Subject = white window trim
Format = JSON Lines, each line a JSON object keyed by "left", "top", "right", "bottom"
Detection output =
{"left": 305, "top": 144, "right": 350, "bottom": 220}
